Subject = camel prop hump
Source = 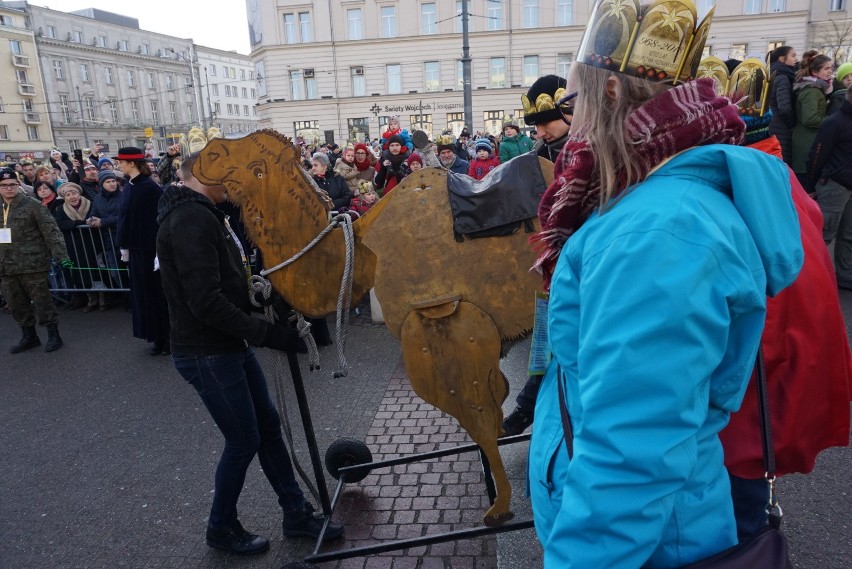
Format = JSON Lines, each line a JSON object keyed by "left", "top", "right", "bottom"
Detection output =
{"left": 194, "top": 129, "right": 555, "bottom": 525}
{"left": 192, "top": 130, "right": 376, "bottom": 318}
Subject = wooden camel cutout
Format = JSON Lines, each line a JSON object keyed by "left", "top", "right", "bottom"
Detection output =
{"left": 193, "top": 130, "right": 554, "bottom": 526}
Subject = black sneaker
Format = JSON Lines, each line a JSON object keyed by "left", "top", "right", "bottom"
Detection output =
{"left": 283, "top": 502, "right": 344, "bottom": 541}
{"left": 206, "top": 519, "right": 270, "bottom": 555}
{"left": 502, "top": 407, "right": 534, "bottom": 437}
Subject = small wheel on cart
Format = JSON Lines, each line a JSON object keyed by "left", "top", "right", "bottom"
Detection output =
{"left": 325, "top": 438, "right": 373, "bottom": 483}
{"left": 280, "top": 563, "right": 314, "bottom": 569}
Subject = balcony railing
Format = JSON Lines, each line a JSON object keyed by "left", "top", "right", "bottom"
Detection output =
{"left": 18, "top": 83, "right": 36, "bottom": 96}
{"left": 12, "top": 54, "right": 30, "bottom": 67}
{"left": 24, "top": 112, "right": 41, "bottom": 124}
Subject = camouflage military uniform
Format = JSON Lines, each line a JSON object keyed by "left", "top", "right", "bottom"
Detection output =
{"left": 0, "top": 193, "right": 68, "bottom": 327}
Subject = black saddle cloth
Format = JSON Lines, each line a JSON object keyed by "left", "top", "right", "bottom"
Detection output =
{"left": 446, "top": 152, "right": 547, "bottom": 239}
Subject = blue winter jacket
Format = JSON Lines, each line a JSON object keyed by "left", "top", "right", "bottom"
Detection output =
{"left": 529, "top": 145, "right": 803, "bottom": 568}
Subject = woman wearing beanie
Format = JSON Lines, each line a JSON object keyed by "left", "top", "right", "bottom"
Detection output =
{"left": 402, "top": 152, "right": 423, "bottom": 176}
{"left": 52, "top": 183, "right": 101, "bottom": 311}
{"left": 89, "top": 169, "right": 127, "bottom": 296}
{"left": 352, "top": 143, "right": 376, "bottom": 184}
{"left": 311, "top": 152, "right": 352, "bottom": 211}
{"left": 792, "top": 52, "right": 834, "bottom": 186}
{"left": 828, "top": 61, "right": 852, "bottom": 116}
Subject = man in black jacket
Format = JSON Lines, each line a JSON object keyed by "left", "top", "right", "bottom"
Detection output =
{"left": 156, "top": 153, "right": 343, "bottom": 556}
{"left": 808, "top": 87, "right": 852, "bottom": 289}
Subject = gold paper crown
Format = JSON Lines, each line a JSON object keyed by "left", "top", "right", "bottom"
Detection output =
{"left": 521, "top": 88, "right": 568, "bottom": 117}
{"left": 179, "top": 126, "right": 224, "bottom": 157}
{"left": 436, "top": 134, "right": 455, "bottom": 146}
{"left": 579, "top": 0, "right": 714, "bottom": 85}
{"left": 696, "top": 57, "right": 771, "bottom": 116}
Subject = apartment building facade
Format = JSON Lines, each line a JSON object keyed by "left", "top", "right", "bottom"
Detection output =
{"left": 249, "top": 0, "right": 851, "bottom": 144}
{"left": 196, "top": 45, "right": 258, "bottom": 138}
{"left": 0, "top": 3, "right": 53, "bottom": 161}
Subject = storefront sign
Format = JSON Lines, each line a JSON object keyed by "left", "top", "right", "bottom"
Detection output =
{"left": 370, "top": 101, "right": 463, "bottom": 114}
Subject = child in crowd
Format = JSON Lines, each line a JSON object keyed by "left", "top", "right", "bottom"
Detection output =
{"left": 380, "top": 116, "right": 415, "bottom": 152}
{"left": 467, "top": 139, "right": 501, "bottom": 180}
{"left": 402, "top": 153, "right": 424, "bottom": 179}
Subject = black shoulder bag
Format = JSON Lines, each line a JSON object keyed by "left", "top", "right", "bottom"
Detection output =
{"left": 557, "top": 350, "right": 793, "bottom": 568}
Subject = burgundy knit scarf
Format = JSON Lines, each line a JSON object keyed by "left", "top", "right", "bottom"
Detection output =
{"left": 531, "top": 78, "right": 745, "bottom": 290}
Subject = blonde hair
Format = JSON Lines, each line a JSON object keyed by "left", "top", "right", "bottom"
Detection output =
{"left": 567, "top": 64, "right": 668, "bottom": 207}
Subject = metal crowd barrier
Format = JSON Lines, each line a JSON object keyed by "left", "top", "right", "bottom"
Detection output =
{"left": 49, "top": 225, "right": 130, "bottom": 293}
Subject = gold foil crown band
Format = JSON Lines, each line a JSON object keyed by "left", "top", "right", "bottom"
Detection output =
{"left": 522, "top": 88, "right": 569, "bottom": 117}
{"left": 578, "top": 0, "right": 714, "bottom": 85}
{"left": 697, "top": 57, "right": 772, "bottom": 117}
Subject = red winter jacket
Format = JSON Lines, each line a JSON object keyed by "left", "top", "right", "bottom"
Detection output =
{"left": 720, "top": 135, "right": 852, "bottom": 478}
{"left": 467, "top": 155, "right": 501, "bottom": 180}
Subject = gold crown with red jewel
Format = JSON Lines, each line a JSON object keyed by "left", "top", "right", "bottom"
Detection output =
{"left": 696, "top": 57, "right": 772, "bottom": 117}
{"left": 578, "top": 0, "right": 714, "bottom": 85}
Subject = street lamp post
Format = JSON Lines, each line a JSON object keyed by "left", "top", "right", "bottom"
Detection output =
{"left": 166, "top": 46, "right": 205, "bottom": 129}
{"left": 75, "top": 84, "right": 90, "bottom": 148}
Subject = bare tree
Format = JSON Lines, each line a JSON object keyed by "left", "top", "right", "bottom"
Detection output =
{"left": 812, "top": 19, "right": 852, "bottom": 63}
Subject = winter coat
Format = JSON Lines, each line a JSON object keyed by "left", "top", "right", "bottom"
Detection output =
{"left": 53, "top": 197, "right": 100, "bottom": 284}
{"left": 0, "top": 193, "right": 68, "bottom": 276}
{"left": 442, "top": 155, "right": 470, "bottom": 175}
{"left": 374, "top": 149, "right": 409, "bottom": 194}
{"left": 769, "top": 61, "right": 796, "bottom": 164}
{"left": 156, "top": 185, "right": 274, "bottom": 356}
{"left": 467, "top": 156, "right": 501, "bottom": 180}
{"left": 116, "top": 174, "right": 163, "bottom": 251}
{"left": 721, "top": 135, "right": 852, "bottom": 478}
{"left": 807, "top": 99, "right": 852, "bottom": 190}
{"left": 529, "top": 145, "right": 803, "bottom": 568}
{"left": 333, "top": 159, "right": 361, "bottom": 193}
{"left": 499, "top": 133, "right": 534, "bottom": 162}
{"left": 313, "top": 170, "right": 353, "bottom": 211}
{"left": 90, "top": 187, "right": 124, "bottom": 249}
{"left": 792, "top": 78, "right": 829, "bottom": 174}
{"left": 535, "top": 133, "right": 568, "bottom": 162}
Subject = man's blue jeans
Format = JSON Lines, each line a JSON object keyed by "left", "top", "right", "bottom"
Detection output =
{"left": 173, "top": 347, "right": 305, "bottom": 529}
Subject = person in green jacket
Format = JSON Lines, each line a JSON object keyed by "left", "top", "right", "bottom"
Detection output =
{"left": 792, "top": 52, "right": 834, "bottom": 186}
{"left": 498, "top": 121, "right": 534, "bottom": 163}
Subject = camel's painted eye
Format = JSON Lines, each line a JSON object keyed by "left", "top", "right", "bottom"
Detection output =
{"left": 252, "top": 166, "right": 263, "bottom": 178}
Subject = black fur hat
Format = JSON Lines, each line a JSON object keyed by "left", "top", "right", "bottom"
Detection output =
{"left": 523, "top": 75, "right": 568, "bottom": 126}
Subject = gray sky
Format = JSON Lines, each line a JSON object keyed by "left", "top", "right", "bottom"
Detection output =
{"left": 31, "top": 0, "right": 251, "bottom": 54}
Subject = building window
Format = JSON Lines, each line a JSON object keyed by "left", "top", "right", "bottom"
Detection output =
{"left": 130, "top": 99, "right": 139, "bottom": 122}
{"left": 59, "top": 95, "right": 71, "bottom": 123}
{"left": 730, "top": 43, "right": 748, "bottom": 60}
{"left": 556, "top": 53, "right": 574, "bottom": 78}
{"left": 283, "top": 13, "right": 297, "bottom": 44}
{"left": 696, "top": 0, "right": 714, "bottom": 15}
{"left": 347, "top": 9, "right": 363, "bottom": 40}
{"left": 169, "top": 101, "right": 177, "bottom": 124}
{"left": 128, "top": 70, "right": 136, "bottom": 87}
{"left": 0, "top": 98, "right": 3, "bottom": 112}
{"left": 829, "top": 0, "right": 846, "bottom": 9}
{"left": 489, "top": 57, "right": 506, "bottom": 88}
{"left": 225, "top": 85, "right": 232, "bottom": 97}
{"left": 96, "top": 35, "right": 107, "bottom": 48}
{"left": 387, "top": 64, "right": 402, "bottom": 94}
{"left": 347, "top": 117, "right": 370, "bottom": 142}
{"left": 305, "top": 72, "right": 318, "bottom": 99}
{"left": 410, "top": 114, "right": 432, "bottom": 138}
{"left": 523, "top": 0, "right": 539, "bottom": 29}
{"left": 16, "top": 69, "right": 28, "bottom": 84}
{"left": 424, "top": 61, "right": 440, "bottom": 92}
{"left": 447, "top": 112, "right": 465, "bottom": 136}
{"left": 45, "top": 25, "right": 56, "bottom": 39}
{"left": 227, "top": 103, "right": 233, "bottom": 115}
{"left": 243, "top": 105, "right": 249, "bottom": 115}
{"left": 487, "top": 0, "right": 504, "bottom": 31}
{"left": 381, "top": 6, "right": 398, "bottom": 38}
{"left": 117, "top": 39, "right": 128, "bottom": 51}
{"left": 68, "top": 139, "right": 80, "bottom": 151}
{"left": 85, "top": 97, "right": 96, "bottom": 121}
{"left": 140, "top": 44, "right": 149, "bottom": 55}
{"left": 523, "top": 56, "right": 540, "bottom": 86}
{"left": 768, "top": 40, "right": 785, "bottom": 52}
{"left": 299, "top": 12, "right": 312, "bottom": 42}
{"left": 484, "top": 110, "right": 504, "bottom": 135}
{"left": 235, "top": 105, "right": 240, "bottom": 116}
{"left": 456, "top": 60, "right": 464, "bottom": 90}
{"left": 27, "top": 125, "right": 39, "bottom": 140}
{"left": 242, "top": 87, "right": 248, "bottom": 98}
{"left": 0, "top": 125, "right": 8, "bottom": 140}
{"left": 104, "top": 67, "right": 113, "bottom": 84}
{"left": 147, "top": 72, "right": 155, "bottom": 89}
{"left": 351, "top": 66, "right": 366, "bottom": 96}
{"left": 557, "top": 0, "right": 574, "bottom": 26}
{"left": 72, "top": 31, "right": 83, "bottom": 43}
{"left": 251, "top": 88, "right": 256, "bottom": 98}
{"left": 214, "top": 102, "right": 221, "bottom": 116}
{"left": 165, "top": 75, "right": 173, "bottom": 90}
{"left": 150, "top": 100, "right": 159, "bottom": 123}
{"left": 80, "top": 64, "right": 90, "bottom": 82}
{"left": 212, "top": 84, "right": 219, "bottom": 95}
{"left": 290, "top": 70, "right": 305, "bottom": 100}
{"left": 240, "top": 69, "right": 246, "bottom": 80}
{"left": 109, "top": 99, "right": 119, "bottom": 123}
{"left": 422, "top": 3, "right": 437, "bottom": 35}
{"left": 744, "top": 0, "right": 761, "bottom": 14}
{"left": 210, "top": 64, "right": 216, "bottom": 76}
{"left": 9, "top": 40, "right": 22, "bottom": 55}
{"left": 54, "top": 60, "right": 64, "bottom": 80}
{"left": 768, "top": 0, "right": 786, "bottom": 10}
{"left": 455, "top": 1, "right": 472, "bottom": 33}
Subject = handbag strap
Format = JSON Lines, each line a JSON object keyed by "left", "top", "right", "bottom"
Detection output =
{"left": 555, "top": 348, "right": 783, "bottom": 525}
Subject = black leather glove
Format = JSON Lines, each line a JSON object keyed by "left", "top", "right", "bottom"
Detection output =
{"left": 261, "top": 323, "right": 300, "bottom": 352}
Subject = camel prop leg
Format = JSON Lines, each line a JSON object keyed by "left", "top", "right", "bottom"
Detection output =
{"left": 400, "top": 301, "right": 513, "bottom": 526}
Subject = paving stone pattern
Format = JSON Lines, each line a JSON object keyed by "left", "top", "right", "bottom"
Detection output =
{"left": 317, "top": 364, "right": 498, "bottom": 569}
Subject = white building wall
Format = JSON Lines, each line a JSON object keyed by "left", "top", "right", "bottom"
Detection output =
{"left": 195, "top": 46, "right": 258, "bottom": 138}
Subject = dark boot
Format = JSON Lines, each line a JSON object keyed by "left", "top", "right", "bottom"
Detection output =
{"left": 10, "top": 326, "right": 40, "bottom": 354}
{"left": 283, "top": 502, "right": 344, "bottom": 541}
{"left": 44, "top": 323, "right": 63, "bottom": 352}
{"left": 205, "top": 520, "right": 269, "bottom": 556}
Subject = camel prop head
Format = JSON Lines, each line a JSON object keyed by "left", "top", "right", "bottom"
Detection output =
{"left": 191, "top": 129, "right": 374, "bottom": 318}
